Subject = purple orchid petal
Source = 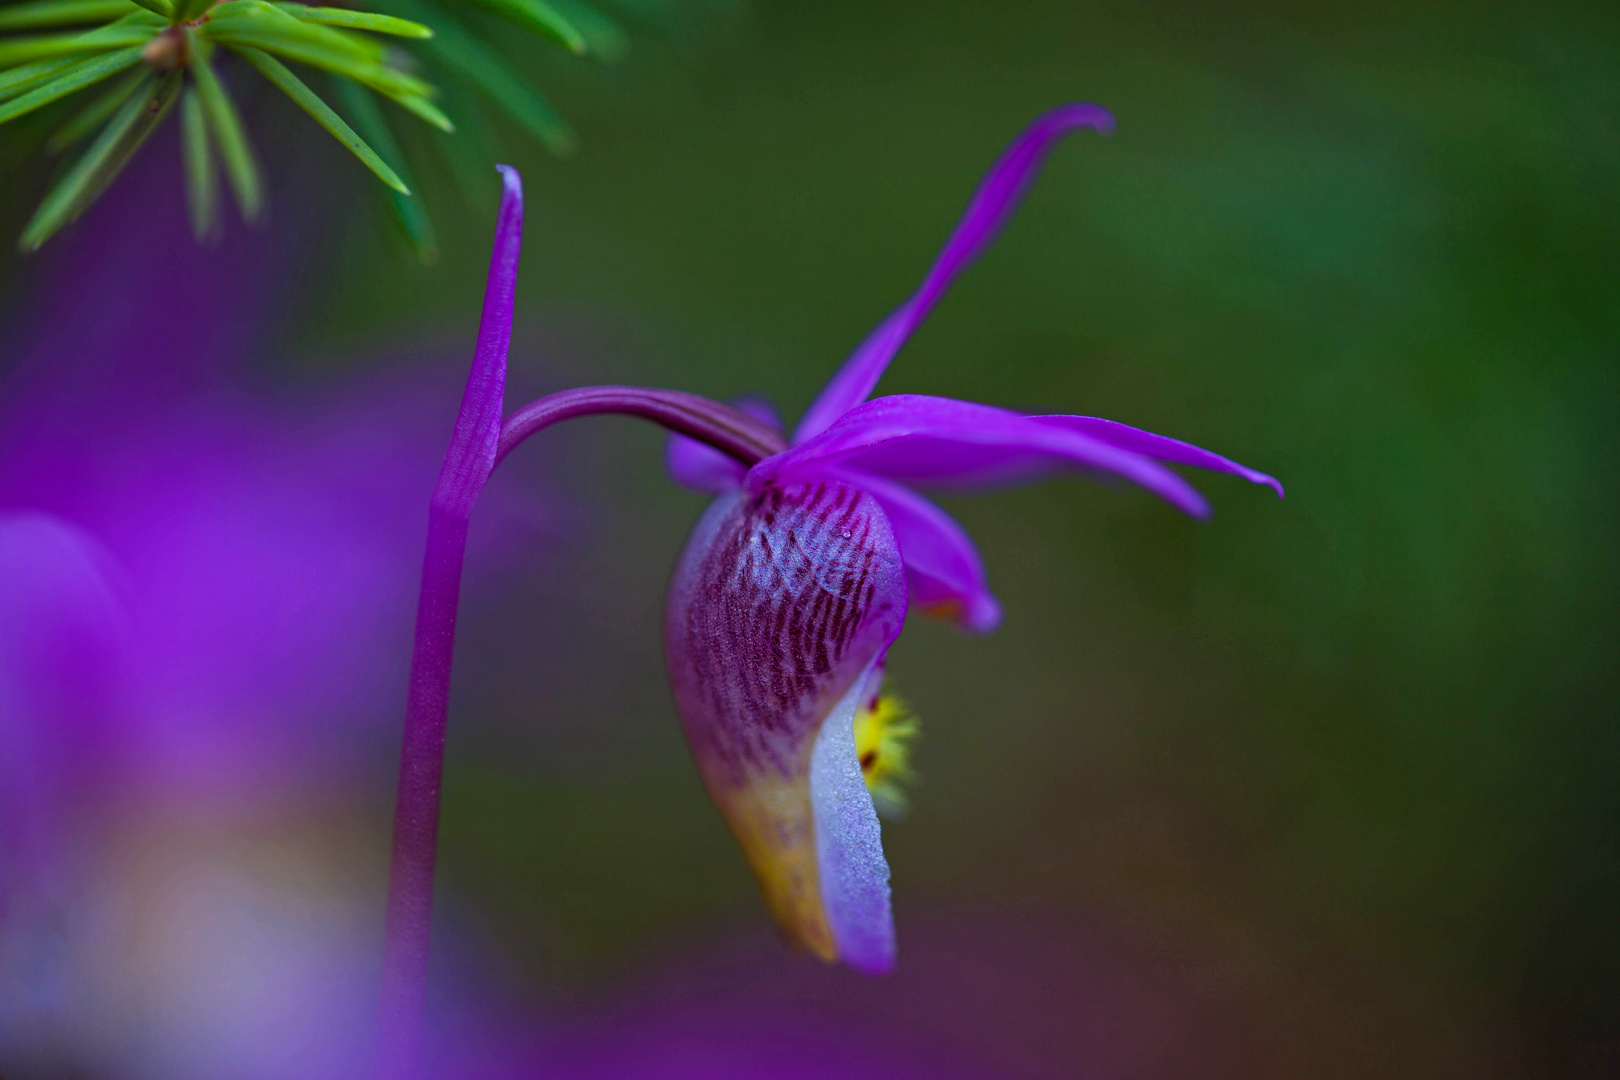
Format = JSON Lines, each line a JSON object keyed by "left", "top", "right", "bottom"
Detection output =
{"left": 0, "top": 513, "right": 129, "bottom": 900}
{"left": 761, "top": 395, "right": 1212, "bottom": 519}
{"left": 1032, "top": 416, "right": 1284, "bottom": 498}
{"left": 667, "top": 435, "right": 749, "bottom": 493}
{"left": 841, "top": 470, "right": 1002, "bottom": 633}
{"left": 794, "top": 104, "right": 1116, "bottom": 443}
{"left": 810, "top": 659, "right": 896, "bottom": 975}
{"left": 0, "top": 512, "right": 127, "bottom": 728}
{"left": 666, "top": 398, "right": 783, "bottom": 494}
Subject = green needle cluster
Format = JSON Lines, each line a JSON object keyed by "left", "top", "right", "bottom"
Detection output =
{"left": 0, "top": 0, "right": 622, "bottom": 255}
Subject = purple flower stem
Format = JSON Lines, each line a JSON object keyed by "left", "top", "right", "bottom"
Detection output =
{"left": 377, "top": 165, "right": 525, "bottom": 1080}
{"left": 376, "top": 177, "right": 783, "bottom": 1078}
{"left": 375, "top": 509, "right": 470, "bottom": 1080}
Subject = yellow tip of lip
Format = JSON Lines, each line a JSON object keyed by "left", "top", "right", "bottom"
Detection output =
{"left": 700, "top": 689, "right": 918, "bottom": 961}
{"left": 709, "top": 770, "right": 837, "bottom": 962}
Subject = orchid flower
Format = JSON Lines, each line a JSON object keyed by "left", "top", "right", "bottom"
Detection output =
{"left": 380, "top": 105, "right": 1281, "bottom": 1073}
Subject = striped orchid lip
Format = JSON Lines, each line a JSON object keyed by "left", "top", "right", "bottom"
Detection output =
{"left": 381, "top": 104, "right": 1282, "bottom": 1074}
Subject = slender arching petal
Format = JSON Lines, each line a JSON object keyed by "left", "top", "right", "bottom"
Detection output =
{"left": 666, "top": 398, "right": 783, "bottom": 494}
{"left": 665, "top": 480, "right": 908, "bottom": 971}
{"left": 762, "top": 395, "right": 1212, "bottom": 519}
{"left": 840, "top": 470, "right": 1002, "bottom": 633}
{"left": 1032, "top": 415, "right": 1285, "bottom": 498}
{"left": 794, "top": 103, "right": 1116, "bottom": 443}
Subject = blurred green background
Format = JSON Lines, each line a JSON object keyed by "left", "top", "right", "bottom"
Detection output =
{"left": 8, "top": 0, "right": 1618, "bottom": 1074}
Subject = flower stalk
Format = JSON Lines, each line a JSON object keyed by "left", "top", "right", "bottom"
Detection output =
{"left": 376, "top": 166, "right": 789, "bottom": 1080}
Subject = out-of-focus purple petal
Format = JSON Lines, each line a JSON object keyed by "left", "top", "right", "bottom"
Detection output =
{"left": 666, "top": 398, "right": 782, "bottom": 494}
{"left": 0, "top": 513, "right": 130, "bottom": 913}
{"left": 794, "top": 104, "right": 1116, "bottom": 443}
{"left": 1032, "top": 415, "right": 1285, "bottom": 498}
{"left": 0, "top": 513, "right": 127, "bottom": 727}
{"left": 762, "top": 395, "right": 1211, "bottom": 519}
{"left": 809, "top": 660, "right": 896, "bottom": 975}
{"left": 842, "top": 471, "right": 1002, "bottom": 633}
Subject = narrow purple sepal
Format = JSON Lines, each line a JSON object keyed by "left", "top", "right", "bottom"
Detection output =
{"left": 430, "top": 165, "right": 524, "bottom": 519}
{"left": 840, "top": 470, "right": 1002, "bottom": 634}
{"left": 759, "top": 394, "right": 1212, "bottom": 519}
{"left": 1032, "top": 415, "right": 1285, "bottom": 498}
{"left": 794, "top": 104, "right": 1116, "bottom": 443}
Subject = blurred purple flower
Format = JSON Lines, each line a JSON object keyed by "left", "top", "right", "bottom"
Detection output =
{"left": 0, "top": 512, "right": 129, "bottom": 1047}
{"left": 0, "top": 154, "right": 452, "bottom": 797}
{"left": 382, "top": 105, "right": 1281, "bottom": 1073}
{"left": 0, "top": 151, "right": 481, "bottom": 1075}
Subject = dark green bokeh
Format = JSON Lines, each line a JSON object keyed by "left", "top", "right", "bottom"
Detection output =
{"left": 18, "top": 0, "right": 1619, "bottom": 1072}
{"left": 393, "top": 1, "right": 1617, "bottom": 1072}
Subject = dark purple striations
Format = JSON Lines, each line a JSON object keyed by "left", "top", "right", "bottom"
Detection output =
{"left": 666, "top": 479, "right": 906, "bottom": 781}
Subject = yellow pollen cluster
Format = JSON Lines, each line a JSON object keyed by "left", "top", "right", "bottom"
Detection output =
{"left": 853, "top": 692, "right": 919, "bottom": 817}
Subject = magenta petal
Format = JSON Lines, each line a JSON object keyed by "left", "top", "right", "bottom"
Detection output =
{"left": 761, "top": 395, "right": 1211, "bottom": 519}
{"left": 810, "top": 660, "right": 896, "bottom": 975}
{"left": 842, "top": 470, "right": 1002, "bottom": 633}
{"left": 794, "top": 104, "right": 1116, "bottom": 443}
{"left": 666, "top": 398, "right": 782, "bottom": 494}
{"left": 1033, "top": 415, "right": 1284, "bottom": 498}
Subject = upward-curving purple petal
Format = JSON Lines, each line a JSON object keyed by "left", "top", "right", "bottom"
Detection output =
{"left": 794, "top": 104, "right": 1116, "bottom": 444}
